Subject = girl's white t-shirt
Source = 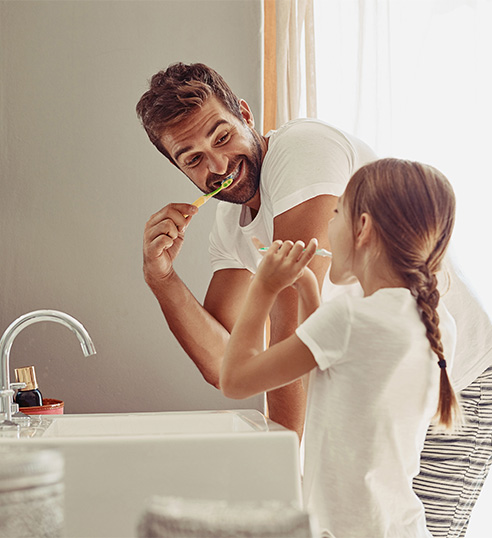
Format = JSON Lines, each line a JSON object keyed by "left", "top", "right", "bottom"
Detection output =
{"left": 296, "top": 287, "right": 456, "bottom": 538}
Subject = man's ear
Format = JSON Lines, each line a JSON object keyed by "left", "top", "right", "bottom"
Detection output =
{"left": 355, "top": 213, "right": 373, "bottom": 248}
{"left": 239, "top": 99, "right": 255, "bottom": 128}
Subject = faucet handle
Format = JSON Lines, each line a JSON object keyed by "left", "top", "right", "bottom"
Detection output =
{"left": 10, "top": 401, "right": 30, "bottom": 426}
{"left": 0, "top": 389, "right": 15, "bottom": 421}
{"left": 6, "top": 386, "right": 31, "bottom": 426}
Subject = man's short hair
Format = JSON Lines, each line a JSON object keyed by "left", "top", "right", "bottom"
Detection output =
{"left": 136, "top": 62, "right": 243, "bottom": 162}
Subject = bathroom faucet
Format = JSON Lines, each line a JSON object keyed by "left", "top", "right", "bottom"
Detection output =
{"left": 0, "top": 310, "right": 96, "bottom": 424}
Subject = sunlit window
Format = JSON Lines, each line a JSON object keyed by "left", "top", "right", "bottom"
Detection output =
{"left": 313, "top": 0, "right": 492, "bottom": 317}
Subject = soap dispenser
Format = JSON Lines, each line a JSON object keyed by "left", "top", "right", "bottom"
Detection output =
{"left": 14, "top": 366, "right": 43, "bottom": 407}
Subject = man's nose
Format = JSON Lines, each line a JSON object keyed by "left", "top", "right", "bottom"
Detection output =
{"left": 206, "top": 152, "right": 228, "bottom": 176}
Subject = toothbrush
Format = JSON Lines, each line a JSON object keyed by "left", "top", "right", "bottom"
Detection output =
{"left": 191, "top": 176, "right": 234, "bottom": 209}
{"left": 258, "top": 247, "right": 332, "bottom": 257}
{"left": 183, "top": 176, "right": 233, "bottom": 218}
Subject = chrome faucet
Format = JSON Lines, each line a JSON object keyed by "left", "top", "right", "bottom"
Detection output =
{"left": 0, "top": 310, "right": 96, "bottom": 424}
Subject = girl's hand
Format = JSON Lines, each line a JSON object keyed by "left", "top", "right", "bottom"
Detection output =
{"left": 252, "top": 237, "right": 318, "bottom": 295}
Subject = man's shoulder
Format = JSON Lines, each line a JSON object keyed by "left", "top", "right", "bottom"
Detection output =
{"left": 272, "top": 117, "right": 339, "bottom": 138}
{"left": 269, "top": 118, "right": 360, "bottom": 154}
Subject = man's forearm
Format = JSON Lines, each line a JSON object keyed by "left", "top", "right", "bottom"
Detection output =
{"left": 267, "top": 287, "right": 308, "bottom": 440}
{"left": 149, "top": 269, "right": 228, "bottom": 388}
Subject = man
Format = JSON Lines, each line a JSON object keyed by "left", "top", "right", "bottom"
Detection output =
{"left": 136, "top": 62, "right": 492, "bottom": 536}
{"left": 136, "top": 62, "right": 376, "bottom": 439}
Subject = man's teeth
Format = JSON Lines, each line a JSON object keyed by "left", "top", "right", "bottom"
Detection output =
{"left": 226, "top": 164, "right": 241, "bottom": 181}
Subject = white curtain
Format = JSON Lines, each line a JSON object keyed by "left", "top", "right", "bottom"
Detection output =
{"left": 276, "top": 0, "right": 317, "bottom": 126}
{"left": 314, "top": 0, "right": 492, "bottom": 320}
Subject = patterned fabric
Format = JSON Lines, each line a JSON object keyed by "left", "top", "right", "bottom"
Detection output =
{"left": 413, "top": 364, "right": 492, "bottom": 537}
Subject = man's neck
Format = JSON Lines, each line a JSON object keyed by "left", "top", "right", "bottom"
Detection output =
{"left": 243, "top": 134, "right": 269, "bottom": 214}
{"left": 244, "top": 191, "right": 261, "bottom": 214}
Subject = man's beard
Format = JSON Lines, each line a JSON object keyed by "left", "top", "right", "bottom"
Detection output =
{"left": 212, "top": 131, "right": 263, "bottom": 205}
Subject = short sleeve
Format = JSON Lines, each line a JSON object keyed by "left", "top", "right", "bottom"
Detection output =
{"left": 208, "top": 217, "right": 245, "bottom": 272}
{"left": 263, "top": 120, "right": 360, "bottom": 217}
{"left": 296, "top": 294, "right": 353, "bottom": 370}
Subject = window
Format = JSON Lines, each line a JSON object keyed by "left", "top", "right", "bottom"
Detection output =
{"left": 314, "top": 0, "right": 492, "bottom": 317}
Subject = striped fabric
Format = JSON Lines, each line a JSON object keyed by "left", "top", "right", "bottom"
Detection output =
{"left": 413, "top": 364, "right": 492, "bottom": 538}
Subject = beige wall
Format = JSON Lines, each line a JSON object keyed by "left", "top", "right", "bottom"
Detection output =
{"left": 0, "top": 0, "right": 264, "bottom": 413}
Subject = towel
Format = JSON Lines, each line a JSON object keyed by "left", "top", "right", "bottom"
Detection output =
{"left": 137, "top": 496, "right": 319, "bottom": 538}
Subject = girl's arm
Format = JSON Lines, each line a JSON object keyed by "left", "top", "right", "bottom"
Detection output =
{"left": 220, "top": 239, "right": 319, "bottom": 400}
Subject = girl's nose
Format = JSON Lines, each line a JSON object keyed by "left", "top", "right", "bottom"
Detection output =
{"left": 207, "top": 152, "right": 228, "bottom": 176}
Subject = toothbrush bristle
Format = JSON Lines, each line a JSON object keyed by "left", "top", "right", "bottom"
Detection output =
{"left": 221, "top": 177, "right": 233, "bottom": 188}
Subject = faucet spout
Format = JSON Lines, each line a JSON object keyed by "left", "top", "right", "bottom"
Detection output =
{"left": 0, "top": 310, "right": 96, "bottom": 423}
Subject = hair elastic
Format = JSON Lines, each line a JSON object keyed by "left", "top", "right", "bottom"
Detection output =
{"left": 438, "top": 359, "right": 447, "bottom": 369}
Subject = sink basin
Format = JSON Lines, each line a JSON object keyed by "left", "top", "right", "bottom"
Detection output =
{"left": 41, "top": 409, "right": 263, "bottom": 437}
{"left": 0, "top": 410, "right": 302, "bottom": 538}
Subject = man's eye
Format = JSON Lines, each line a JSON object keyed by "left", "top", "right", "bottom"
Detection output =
{"left": 186, "top": 155, "right": 200, "bottom": 167}
{"left": 217, "top": 133, "right": 230, "bottom": 144}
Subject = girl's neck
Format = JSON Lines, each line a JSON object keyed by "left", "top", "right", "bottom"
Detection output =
{"left": 356, "top": 249, "right": 406, "bottom": 297}
{"left": 360, "top": 276, "right": 407, "bottom": 297}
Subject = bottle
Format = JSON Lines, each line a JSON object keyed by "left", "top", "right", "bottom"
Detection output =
{"left": 14, "top": 365, "right": 43, "bottom": 407}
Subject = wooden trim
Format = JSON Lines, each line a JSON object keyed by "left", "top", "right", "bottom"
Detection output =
{"left": 263, "top": 0, "right": 277, "bottom": 134}
{"left": 263, "top": 1, "right": 277, "bottom": 353}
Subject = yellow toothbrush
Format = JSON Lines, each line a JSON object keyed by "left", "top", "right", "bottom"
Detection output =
{"left": 191, "top": 176, "right": 233, "bottom": 209}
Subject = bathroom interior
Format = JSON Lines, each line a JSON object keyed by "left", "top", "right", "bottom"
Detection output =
{"left": 1, "top": 0, "right": 491, "bottom": 536}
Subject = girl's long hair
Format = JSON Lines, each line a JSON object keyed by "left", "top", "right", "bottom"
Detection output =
{"left": 344, "top": 158, "right": 461, "bottom": 430}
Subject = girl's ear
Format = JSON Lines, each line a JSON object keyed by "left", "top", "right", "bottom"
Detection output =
{"left": 355, "top": 213, "right": 373, "bottom": 248}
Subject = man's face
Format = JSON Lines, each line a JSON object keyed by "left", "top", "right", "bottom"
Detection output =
{"left": 160, "top": 97, "right": 266, "bottom": 206}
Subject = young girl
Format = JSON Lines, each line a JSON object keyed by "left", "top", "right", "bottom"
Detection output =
{"left": 220, "top": 158, "right": 461, "bottom": 537}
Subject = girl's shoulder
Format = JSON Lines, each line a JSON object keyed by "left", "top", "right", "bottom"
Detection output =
{"left": 347, "top": 287, "right": 420, "bottom": 328}
{"left": 313, "top": 287, "right": 417, "bottom": 332}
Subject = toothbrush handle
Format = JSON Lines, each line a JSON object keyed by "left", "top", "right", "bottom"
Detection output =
{"left": 192, "top": 195, "right": 211, "bottom": 209}
{"left": 186, "top": 177, "right": 233, "bottom": 216}
{"left": 184, "top": 193, "right": 211, "bottom": 217}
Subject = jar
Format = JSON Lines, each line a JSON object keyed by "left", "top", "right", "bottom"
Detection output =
{"left": 0, "top": 447, "right": 64, "bottom": 537}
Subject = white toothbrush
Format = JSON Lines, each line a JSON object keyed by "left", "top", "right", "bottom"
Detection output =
{"left": 258, "top": 247, "right": 332, "bottom": 257}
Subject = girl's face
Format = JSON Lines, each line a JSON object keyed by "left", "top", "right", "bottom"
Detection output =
{"left": 328, "top": 196, "right": 358, "bottom": 285}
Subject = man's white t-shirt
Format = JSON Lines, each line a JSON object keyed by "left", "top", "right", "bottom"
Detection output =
{"left": 209, "top": 118, "right": 376, "bottom": 301}
{"left": 296, "top": 288, "right": 457, "bottom": 537}
{"left": 438, "top": 256, "right": 492, "bottom": 390}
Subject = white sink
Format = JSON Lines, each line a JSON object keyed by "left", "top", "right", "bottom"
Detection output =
{"left": 41, "top": 409, "right": 263, "bottom": 437}
{"left": 0, "top": 410, "right": 302, "bottom": 538}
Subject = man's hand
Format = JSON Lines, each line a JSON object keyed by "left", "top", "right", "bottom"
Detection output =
{"left": 143, "top": 203, "right": 198, "bottom": 288}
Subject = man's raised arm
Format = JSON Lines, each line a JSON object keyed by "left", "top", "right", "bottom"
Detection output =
{"left": 143, "top": 201, "right": 252, "bottom": 387}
